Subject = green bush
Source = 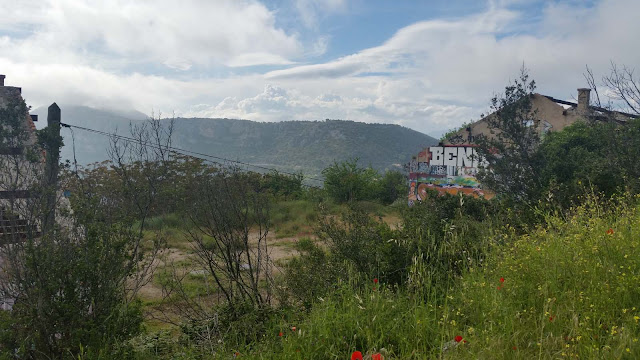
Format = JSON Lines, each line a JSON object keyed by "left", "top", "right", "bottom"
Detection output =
{"left": 282, "top": 238, "right": 345, "bottom": 310}
{"left": 322, "top": 159, "right": 380, "bottom": 203}
{"left": 0, "top": 224, "right": 145, "bottom": 358}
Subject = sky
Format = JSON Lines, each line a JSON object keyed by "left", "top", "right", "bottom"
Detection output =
{"left": 1, "top": 0, "right": 638, "bottom": 136}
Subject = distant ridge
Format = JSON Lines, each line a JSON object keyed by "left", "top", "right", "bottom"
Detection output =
{"left": 32, "top": 106, "right": 438, "bottom": 178}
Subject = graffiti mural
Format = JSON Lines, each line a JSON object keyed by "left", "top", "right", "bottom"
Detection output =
{"left": 408, "top": 145, "right": 494, "bottom": 203}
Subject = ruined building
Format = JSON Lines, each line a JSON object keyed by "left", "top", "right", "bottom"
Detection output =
{"left": 0, "top": 75, "right": 42, "bottom": 242}
{"left": 408, "top": 88, "right": 638, "bottom": 203}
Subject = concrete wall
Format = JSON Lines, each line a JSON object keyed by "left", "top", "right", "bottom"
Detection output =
{"left": 0, "top": 78, "right": 43, "bottom": 218}
{"left": 442, "top": 93, "right": 585, "bottom": 146}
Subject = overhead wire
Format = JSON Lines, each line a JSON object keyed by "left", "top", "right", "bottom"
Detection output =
{"left": 60, "top": 122, "right": 325, "bottom": 187}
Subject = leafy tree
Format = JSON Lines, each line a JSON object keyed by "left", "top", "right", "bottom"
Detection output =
{"left": 476, "top": 67, "right": 543, "bottom": 204}
{"left": 377, "top": 170, "right": 406, "bottom": 205}
{"left": 322, "top": 158, "right": 380, "bottom": 203}
{"left": 537, "top": 118, "right": 640, "bottom": 207}
{"left": 0, "top": 114, "right": 168, "bottom": 358}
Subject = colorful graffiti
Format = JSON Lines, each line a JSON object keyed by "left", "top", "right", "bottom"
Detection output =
{"left": 408, "top": 145, "right": 493, "bottom": 204}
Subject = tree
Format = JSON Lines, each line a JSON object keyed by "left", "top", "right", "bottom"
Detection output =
{"left": 377, "top": 170, "right": 406, "bottom": 205}
{"left": 150, "top": 164, "right": 275, "bottom": 350}
{"left": 475, "top": 67, "right": 543, "bottom": 203}
{"left": 322, "top": 158, "right": 379, "bottom": 203}
{"left": 0, "top": 112, "right": 169, "bottom": 358}
{"left": 585, "top": 62, "right": 640, "bottom": 116}
{"left": 536, "top": 118, "right": 640, "bottom": 207}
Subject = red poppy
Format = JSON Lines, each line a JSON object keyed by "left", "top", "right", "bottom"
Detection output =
{"left": 372, "top": 353, "right": 383, "bottom": 360}
{"left": 455, "top": 335, "right": 464, "bottom": 343}
{"left": 607, "top": 228, "right": 614, "bottom": 235}
{"left": 351, "top": 351, "right": 363, "bottom": 360}
{"left": 374, "top": 278, "right": 379, "bottom": 284}
{"left": 291, "top": 326, "right": 296, "bottom": 331}
{"left": 499, "top": 277, "right": 505, "bottom": 283}
{"left": 549, "top": 316, "right": 555, "bottom": 322}
{"left": 278, "top": 331, "right": 283, "bottom": 337}
{"left": 497, "top": 285, "right": 502, "bottom": 290}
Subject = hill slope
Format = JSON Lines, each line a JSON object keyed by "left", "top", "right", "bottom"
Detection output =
{"left": 33, "top": 106, "right": 437, "bottom": 178}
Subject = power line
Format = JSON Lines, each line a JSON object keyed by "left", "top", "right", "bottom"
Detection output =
{"left": 60, "top": 122, "right": 325, "bottom": 186}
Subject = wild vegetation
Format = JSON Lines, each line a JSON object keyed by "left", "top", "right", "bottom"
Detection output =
{"left": 2, "top": 69, "right": 640, "bottom": 359}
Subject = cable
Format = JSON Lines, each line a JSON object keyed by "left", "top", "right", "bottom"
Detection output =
{"left": 60, "top": 122, "right": 325, "bottom": 187}
{"left": 67, "top": 126, "right": 79, "bottom": 176}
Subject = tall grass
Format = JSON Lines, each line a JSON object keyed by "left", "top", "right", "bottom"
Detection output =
{"left": 242, "top": 196, "right": 640, "bottom": 359}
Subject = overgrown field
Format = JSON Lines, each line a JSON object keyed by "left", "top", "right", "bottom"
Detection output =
{"left": 126, "top": 195, "right": 640, "bottom": 359}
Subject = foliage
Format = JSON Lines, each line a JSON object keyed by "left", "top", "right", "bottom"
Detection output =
{"left": 476, "top": 67, "right": 543, "bottom": 204}
{"left": 376, "top": 170, "right": 406, "bottom": 205}
{"left": 185, "top": 167, "right": 273, "bottom": 311}
{"left": 0, "top": 93, "right": 34, "bottom": 159}
{"left": 440, "top": 120, "right": 473, "bottom": 143}
{"left": 282, "top": 238, "right": 344, "bottom": 310}
{"left": 519, "top": 117, "right": 640, "bottom": 209}
{"left": 313, "top": 193, "right": 497, "bottom": 289}
{"left": 0, "top": 224, "right": 145, "bottom": 358}
{"left": 241, "top": 195, "right": 640, "bottom": 359}
{"left": 259, "top": 170, "right": 304, "bottom": 200}
{"left": 322, "top": 158, "right": 380, "bottom": 203}
{"left": 322, "top": 159, "right": 406, "bottom": 205}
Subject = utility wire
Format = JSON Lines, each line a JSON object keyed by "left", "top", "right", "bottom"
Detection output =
{"left": 60, "top": 122, "right": 325, "bottom": 186}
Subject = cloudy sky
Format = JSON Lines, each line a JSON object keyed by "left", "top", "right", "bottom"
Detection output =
{"left": 1, "top": 0, "right": 638, "bottom": 135}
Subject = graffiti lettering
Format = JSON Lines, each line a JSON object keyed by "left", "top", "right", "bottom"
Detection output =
{"left": 428, "top": 146, "right": 487, "bottom": 168}
{"left": 408, "top": 145, "right": 494, "bottom": 203}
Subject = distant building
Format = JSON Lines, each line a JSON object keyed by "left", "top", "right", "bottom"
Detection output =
{"left": 408, "top": 88, "right": 638, "bottom": 203}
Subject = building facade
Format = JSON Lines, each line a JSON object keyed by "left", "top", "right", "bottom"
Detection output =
{"left": 408, "top": 88, "right": 637, "bottom": 203}
{"left": 0, "top": 75, "right": 42, "bottom": 241}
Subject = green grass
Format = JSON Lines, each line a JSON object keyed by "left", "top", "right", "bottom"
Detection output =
{"left": 241, "top": 197, "right": 640, "bottom": 359}
{"left": 270, "top": 200, "right": 323, "bottom": 238}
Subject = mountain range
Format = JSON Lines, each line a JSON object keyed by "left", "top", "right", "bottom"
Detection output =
{"left": 32, "top": 106, "right": 438, "bottom": 180}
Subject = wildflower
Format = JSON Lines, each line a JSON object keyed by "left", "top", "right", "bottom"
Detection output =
{"left": 607, "top": 228, "right": 614, "bottom": 235}
{"left": 291, "top": 326, "right": 296, "bottom": 332}
{"left": 373, "top": 278, "right": 379, "bottom": 284}
{"left": 372, "top": 353, "right": 383, "bottom": 360}
{"left": 278, "top": 331, "right": 283, "bottom": 337}
{"left": 454, "top": 335, "right": 467, "bottom": 343}
{"left": 234, "top": 352, "right": 240, "bottom": 357}
{"left": 549, "top": 316, "right": 555, "bottom": 322}
{"left": 351, "top": 351, "right": 363, "bottom": 360}
{"left": 373, "top": 287, "right": 377, "bottom": 291}
{"left": 500, "top": 277, "right": 505, "bottom": 283}
{"left": 512, "top": 346, "right": 517, "bottom": 350}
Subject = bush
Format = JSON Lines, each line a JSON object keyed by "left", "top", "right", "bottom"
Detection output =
{"left": 537, "top": 119, "right": 640, "bottom": 208}
{"left": 282, "top": 238, "right": 345, "bottom": 309}
{"left": 0, "top": 223, "right": 145, "bottom": 358}
{"left": 322, "top": 159, "right": 380, "bottom": 203}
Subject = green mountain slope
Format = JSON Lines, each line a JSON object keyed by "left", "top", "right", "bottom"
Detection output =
{"left": 34, "top": 106, "right": 437, "bottom": 178}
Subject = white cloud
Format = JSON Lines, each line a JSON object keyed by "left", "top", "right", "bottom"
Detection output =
{"left": 2, "top": 0, "right": 640, "bottom": 136}
{"left": 0, "top": 0, "right": 302, "bottom": 68}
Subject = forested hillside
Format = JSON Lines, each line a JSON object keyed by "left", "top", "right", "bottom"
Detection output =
{"left": 34, "top": 106, "right": 437, "bottom": 178}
